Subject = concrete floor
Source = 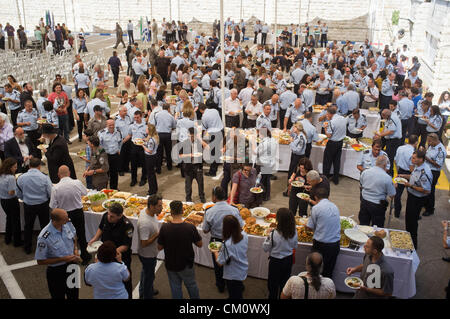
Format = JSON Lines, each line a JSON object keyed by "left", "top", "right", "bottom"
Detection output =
{"left": 0, "top": 35, "right": 448, "bottom": 299}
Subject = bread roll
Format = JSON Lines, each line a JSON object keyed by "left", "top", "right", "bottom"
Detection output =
{"left": 245, "top": 217, "right": 256, "bottom": 225}
{"left": 374, "top": 229, "right": 386, "bottom": 238}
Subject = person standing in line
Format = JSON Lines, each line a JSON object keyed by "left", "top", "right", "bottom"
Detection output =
{"left": 213, "top": 215, "right": 248, "bottom": 299}
{"left": 83, "top": 135, "right": 109, "bottom": 191}
{"left": 3, "top": 83, "right": 21, "bottom": 126}
{"left": 128, "top": 110, "right": 148, "bottom": 186}
{"left": 16, "top": 99, "right": 40, "bottom": 152}
{"left": 35, "top": 208, "right": 81, "bottom": 299}
{"left": 17, "top": 158, "right": 52, "bottom": 254}
{"left": 0, "top": 158, "right": 23, "bottom": 246}
{"left": 380, "top": 72, "right": 396, "bottom": 111}
{"left": 98, "top": 120, "right": 122, "bottom": 190}
{"left": 115, "top": 106, "right": 132, "bottom": 176}
{"left": 142, "top": 124, "right": 159, "bottom": 196}
{"left": 127, "top": 20, "right": 134, "bottom": 45}
{"left": 137, "top": 194, "right": 161, "bottom": 299}
{"left": 150, "top": 103, "right": 176, "bottom": 174}
{"left": 263, "top": 208, "right": 298, "bottom": 299}
{"left": 203, "top": 186, "right": 244, "bottom": 293}
{"left": 113, "top": 23, "right": 126, "bottom": 49}
{"left": 49, "top": 165, "right": 90, "bottom": 265}
{"left": 158, "top": 200, "right": 203, "bottom": 299}
{"left": 306, "top": 186, "right": 341, "bottom": 279}
{"left": 320, "top": 23, "right": 328, "bottom": 48}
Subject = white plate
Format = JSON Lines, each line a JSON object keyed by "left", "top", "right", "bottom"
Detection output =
{"left": 208, "top": 241, "right": 222, "bottom": 252}
{"left": 345, "top": 276, "right": 363, "bottom": 290}
{"left": 394, "top": 177, "right": 408, "bottom": 184}
{"left": 344, "top": 228, "right": 369, "bottom": 244}
{"left": 251, "top": 207, "right": 270, "bottom": 219}
{"left": 296, "top": 193, "right": 310, "bottom": 200}
{"left": 358, "top": 225, "right": 374, "bottom": 235}
{"left": 291, "top": 180, "right": 305, "bottom": 188}
{"left": 87, "top": 241, "right": 103, "bottom": 254}
{"left": 250, "top": 187, "right": 264, "bottom": 194}
{"left": 318, "top": 134, "right": 327, "bottom": 141}
{"left": 340, "top": 216, "right": 357, "bottom": 228}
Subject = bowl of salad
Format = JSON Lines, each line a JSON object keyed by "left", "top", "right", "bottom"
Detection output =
{"left": 88, "top": 192, "right": 108, "bottom": 206}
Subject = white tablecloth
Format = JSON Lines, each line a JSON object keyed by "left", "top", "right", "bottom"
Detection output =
{"left": 84, "top": 210, "right": 418, "bottom": 298}
{"left": 277, "top": 144, "right": 362, "bottom": 180}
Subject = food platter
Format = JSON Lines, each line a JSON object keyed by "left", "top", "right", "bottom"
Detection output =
{"left": 87, "top": 241, "right": 103, "bottom": 254}
{"left": 344, "top": 228, "right": 369, "bottom": 244}
{"left": 296, "top": 225, "right": 314, "bottom": 243}
{"left": 102, "top": 198, "right": 126, "bottom": 210}
{"left": 340, "top": 216, "right": 357, "bottom": 228}
{"left": 358, "top": 225, "right": 374, "bottom": 236}
{"left": 389, "top": 230, "right": 414, "bottom": 252}
{"left": 345, "top": 277, "right": 363, "bottom": 289}
{"left": 296, "top": 193, "right": 310, "bottom": 200}
{"left": 250, "top": 187, "right": 263, "bottom": 194}
{"left": 394, "top": 177, "right": 408, "bottom": 185}
{"left": 251, "top": 207, "right": 270, "bottom": 219}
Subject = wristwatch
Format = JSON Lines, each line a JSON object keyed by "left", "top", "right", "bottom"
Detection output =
{"left": 93, "top": 170, "right": 97, "bottom": 175}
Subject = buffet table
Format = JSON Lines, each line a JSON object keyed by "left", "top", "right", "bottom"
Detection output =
{"left": 84, "top": 210, "right": 419, "bottom": 299}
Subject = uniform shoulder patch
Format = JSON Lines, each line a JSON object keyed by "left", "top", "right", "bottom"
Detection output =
{"left": 42, "top": 231, "right": 50, "bottom": 239}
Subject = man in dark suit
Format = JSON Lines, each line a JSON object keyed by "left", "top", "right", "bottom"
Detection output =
{"left": 4, "top": 126, "right": 38, "bottom": 173}
{"left": 41, "top": 124, "right": 76, "bottom": 183}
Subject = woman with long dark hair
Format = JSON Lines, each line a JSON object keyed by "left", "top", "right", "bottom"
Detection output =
{"left": 0, "top": 158, "right": 22, "bottom": 246}
{"left": 288, "top": 158, "right": 314, "bottom": 216}
{"left": 263, "top": 208, "right": 298, "bottom": 299}
{"left": 213, "top": 215, "right": 248, "bottom": 299}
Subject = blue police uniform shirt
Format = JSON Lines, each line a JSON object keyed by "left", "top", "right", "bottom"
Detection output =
{"left": 84, "top": 261, "right": 129, "bottom": 299}
{"left": 5, "top": 90, "right": 21, "bottom": 110}
{"left": 394, "top": 144, "right": 414, "bottom": 171}
{"left": 37, "top": 97, "right": 48, "bottom": 116}
{"left": 279, "top": 90, "right": 297, "bottom": 110}
{"left": 398, "top": 98, "right": 414, "bottom": 120}
{"left": 307, "top": 199, "right": 341, "bottom": 243}
{"left": 17, "top": 109, "right": 39, "bottom": 131}
{"left": 285, "top": 104, "right": 306, "bottom": 123}
{"left": 0, "top": 174, "right": 17, "bottom": 199}
{"left": 201, "top": 74, "right": 211, "bottom": 90}
{"left": 291, "top": 68, "right": 306, "bottom": 85}
{"left": 86, "top": 98, "right": 110, "bottom": 118}
{"left": 176, "top": 117, "right": 195, "bottom": 142}
{"left": 144, "top": 136, "right": 159, "bottom": 156}
{"left": 35, "top": 221, "right": 76, "bottom": 267}
{"left": 344, "top": 91, "right": 360, "bottom": 112}
{"left": 357, "top": 149, "right": 391, "bottom": 171}
{"left": 263, "top": 229, "right": 298, "bottom": 259}
{"left": 276, "top": 79, "right": 288, "bottom": 95}
{"left": 383, "top": 113, "right": 402, "bottom": 139}
{"left": 217, "top": 231, "right": 248, "bottom": 281}
{"left": 299, "top": 89, "right": 315, "bottom": 110}
{"left": 98, "top": 128, "right": 122, "bottom": 154}
{"left": 336, "top": 95, "right": 348, "bottom": 115}
{"left": 347, "top": 114, "right": 367, "bottom": 135}
{"left": 202, "top": 108, "right": 223, "bottom": 133}
{"left": 407, "top": 163, "right": 432, "bottom": 197}
{"left": 74, "top": 73, "right": 90, "bottom": 89}
{"left": 300, "top": 119, "right": 319, "bottom": 143}
{"left": 202, "top": 201, "right": 243, "bottom": 239}
{"left": 426, "top": 143, "right": 446, "bottom": 171}
{"left": 151, "top": 109, "right": 176, "bottom": 133}
{"left": 129, "top": 122, "right": 148, "bottom": 139}
{"left": 326, "top": 114, "right": 347, "bottom": 141}
{"left": 192, "top": 86, "right": 204, "bottom": 106}
{"left": 42, "top": 110, "right": 59, "bottom": 128}
{"left": 290, "top": 131, "right": 307, "bottom": 155}
{"left": 426, "top": 115, "right": 442, "bottom": 133}
{"left": 72, "top": 97, "right": 87, "bottom": 114}
{"left": 256, "top": 114, "right": 272, "bottom": 131}
{"left": 17, "top": 168, "right": 52, "bottom": 205}
{"left": 416, "top": 105, "right": 430, "bottom": 125}
{"left": 360, "top": 166, "right": 396, "bottom": 204}
{"left": 381, "top": 79, "right": 394, "bottom": 96}
{"left": 114, "top": 114, "right": 132, "bottom": 138}
{"left": 263, "top": 100, "right": 279, "bottom": 122}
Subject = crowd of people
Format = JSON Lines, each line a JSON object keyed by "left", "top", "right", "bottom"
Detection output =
{"left": 0, "top": 15, "right": 449, "bottom": 300}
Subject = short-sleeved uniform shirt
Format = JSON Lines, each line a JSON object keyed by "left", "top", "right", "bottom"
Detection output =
{"left": 99, "top": 213, "right": 134, "bottom": 266}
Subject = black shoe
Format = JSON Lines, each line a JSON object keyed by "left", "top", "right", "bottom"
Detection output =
{"left": 139, "top": 180, "right": 147, "bottom": 187}
{"left": 156, "top": 170, "right": 161, "bottom": 175}
{"left": 153, "top": 289, "right": 159, "bottom": 296}
{"left": 81, "top": 254, "right": 92, "bottom": 265}
{"left": 167, "top": 167, "right": 173, "bottom": 171}
{"left": 443, "top": 257, "right": 450, "bottom": 262}
{"left": 119, "top": 172, "right": 124, "bottom": 176}
{"left": 130, "top": 180, "right": 137, "bottom": 187}
{"left": 186, "top": 198, "right": 192, "bottom": 203}
{"left": 422, "top": 211, "right": 434, "bottom": 217}
{"left": 394, "top": 213, "right": 400, "bottom": 218}
{"left": 200, "top": 198, "right": 206, "bottom": 203}
{"left": 217, "top": 285, "right": 225, "bottom": 293}
{"left": 333, "top": 178, "right": 339, "bottom": 185}
{"left": 78, "top": 138, "right": 82, "bottom": 142}
{"left": 263, "top": 197, "right": 270, "bottom": 201}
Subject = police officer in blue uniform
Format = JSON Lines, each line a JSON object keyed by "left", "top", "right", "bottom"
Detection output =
{"left": 115, "top": 106, "right": 132, "bottom": 175}
{"left": 396, "top": 150, "right": 432, "bottom": 249}
{"left": 150, "top": 103, "right": 176, "bottom": 174}
{"left": 346, "top": 108, "right": 367, "bottom": 138}
{"left": 128, "top": 110, "right": 148, "bottom": 186}
{"left": 88, "top": 203, "right": 134, "bottom": 298}
{"left": 256, "top": 104, "right": 272, "bottom": 131}
{"left": 357, "top": 140, "right": 390, "bottom": 173}
{"left": 98, "top": 119, "right": 123, "bottom": 189}
{"left": 16, "top": 99, "right": 41, "bottom": 153}
{"left": 35, "top": 208, "right": 81, "bottom": 299}
{"left": 359, "top": 155, "right": 396, "bottom": 227}
{"left": 375, "top": 109, "right": 402, "bottom": 176}
{"left": 393, "top": 135, "right": 418, "bottom": 218}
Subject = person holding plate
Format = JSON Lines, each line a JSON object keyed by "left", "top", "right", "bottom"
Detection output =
{"left": 357, "top": 139, "right": 390, "bottom": 173}
{"left": 288, "top": 158, "right": 313, "bottom": 216}
{"left": 347, "top": 108, "right": 367, "bottom": 138}
{"left": 83, "top": 135, "right": 109, "bottom": 191}
{"left": 229, "top": 162, "right": 261, "bottom": 208}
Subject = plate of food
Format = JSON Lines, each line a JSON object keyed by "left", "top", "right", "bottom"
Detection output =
{"left": 394, "top": 177, "right": 408, "bottom": 185}
{"left": 208, "top": 241, "right": 222, "bottom": 252}
{"left": 111, "top": 191, "right": 133, "bottom": 200}
{"left": 37, "top": 119, "right": 47, "bottom": 124}
{"left": 264, "top": 213, "right": 277, "bottom": 224}
{"left": 296, "top": 225, "right": 314, "bottom": 243}
{"left": 91, "top": 204, "right": 107, "bottom": 213}
{"left": 87, "top": 241, "right": 103, "bottom": 254}
{"left": 133, "top": 138, "right": 145, "bottom": 146}
{"left": 250, "top": 186, "right": 264, "bottom": 194}
{"left": 296, "top": 193, "right": 310, "bottom": 200}
{"left": 351, "top": 144, "right": 364, "bottom": 152}
{"left": 358, "top": 225, "right": 374, "bottom": 235}
{"left": 340, "top": 234, "right": 350, "bottom": 248}
{"left": 88, "top": 192, "right": 108, "bottom": 206}
{"left": 354, "top": 128, "right": 364, "bottom": 133}
{"left": 291, "top": 180, "right": 305, "bottom": 188}
{"left": 251, "top": 207, "right": 271, "bottom": 219}
{"left": 345, "top": 277, "right": 363, "bottom": 289}
{"left": 102, "top": 198, "right": 126, "bottom": 210}
{"left": 77, "top": 150, "right": 86, "bottom": 157}
{"left": 2, "top": 97, "right": 9, "bottom": 101}
{"left": 344, "top": 228, "right": 369, "bottom": 244}
{"left": 340, "top": 216, "right": 357, "bottom": 228}
{"left": 317, "top": 134, "right": 327, "bottom": 141}
{"left": 124, "top": 207, "right": 140, "bottom": 217}
{"left": 37, "top": 144, "right": 49, "bottom": 151}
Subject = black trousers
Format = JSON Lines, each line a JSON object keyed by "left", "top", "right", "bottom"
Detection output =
{"left": 246, "top": 119, "right": 256, "bottom": 129}
{"left": 107, "top": 153, "right": 120, "bottom": 189}
{"left": 120, "top": 140, "right": 132, "bottom": 173}
{"left": 261, "top": 173, "right": 271, "bottom": 200}
{"left": 221, "top": 163, "right": 232, "bottom": 197}
{"left": 112, "top": 67, "right": 120, "bottom": 87}
{"left": 47, "top": 263, "right": 79, "bottom": 299}
{"left": 0, "top": 150, "right": 4, "bottom": 161}
{"left": 24, "top": 129, "right": 42, "bottom": 159}
{"left": 417, "top": 123, "right": 428, "bottom": 148}
{"left": 294, "top": 35, "right": 298, "bottom": 47}
{"left": 210, "top": 237, "right": 225, "bottom": 290}
{"left": 320, "top": 34, "right": 327, "bottom": 47}
{"left": 394, "top": 168, "right": 410, "bottom": 217}
{"left": 145, "top": 154, "right": 159, "bottom": 195}
{"left": 208, "top": 132, "right": 223, "bottom": 175}
{"left": 401, "top": 119, "right": 409, "bottom": 143}
{"left": 225, "top": 115, "right": 240, "bottom": 128}
{"left": 424, "top": 170, "right": 440, "bottom": 214}
{"left": 289, "top": 187, "right": 309, "bottom": 216}
{"left": 225, "top": 279, "right": 244, "bottom": 299}
{"left": 379, "top": 94, "right": 391, "bottom": 110}
{"left": 261, "top": 33, "right": 267, "bottom": 45}
{"left": 24, "top": 201, "right": 49, "bottom": 251}
{"left": 131, "top": 144, "right": 147, "bottom": 182}
{"left": 271, "top": 120, "right": 278, "bottom": 129}
{"left": 279, "top": 109, "right": 287, "bottom": 129}
{"left": 385, "top": 138, "right": 402, "bottom": 176}
{"left": 288, "top": 153, "right": 304, "bottom": 184}
{"left": 67, "top": 208, "right": 89, "bottom": 260}
{"left": 254, "top": 32, "right": 258, "bottom": 44}
{"left": 67, "top": 101, "right": 75, "bottom": 130}
{"left": 157, "top": 132, "right": 173, "bottom": 171}
{"left": 1, "top": 198, "right": 22, "bottom": 245}
{"left": 323, "top": 140, "right": 343, "bottom": 183}
{"left": 315, "top": 94, "right": 329, "bottom": 106}
{"left": 128, "top": 30, "right": 134, "bottom": 44}
{"left": 312, "top": 240, "right": 340, "bottom": 279}
{"left": 76, "top": 112, "right": 86, "bottom": 141}
{"left": 11, "top": 108, "right": 21, "bottom": 127}
{"left": 184, "top": 163, "right": 205, "bottom": 201}
{"left": 358, "top": 198, "right": 387, "bottom": 228}
{"left": 405, "top": 192, "right": 427, "bottom": 249}
{"left": 268, "top": 255, "right": 293, "bottom": 299}
{"left": 305, "top": 143, "right": 312, "bottom": 158}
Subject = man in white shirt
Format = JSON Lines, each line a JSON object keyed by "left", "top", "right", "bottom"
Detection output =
{"left": 245, "top": 94, "right": 263, "bottom": 128}
{"left": 127, "top": 20, "right": 134, "bottom": 45}
{"left": 224, "top": 88, "right": 242, "bottom": 128}
{"left": 49, "top": 165, "right": 90, "bottom": 264}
